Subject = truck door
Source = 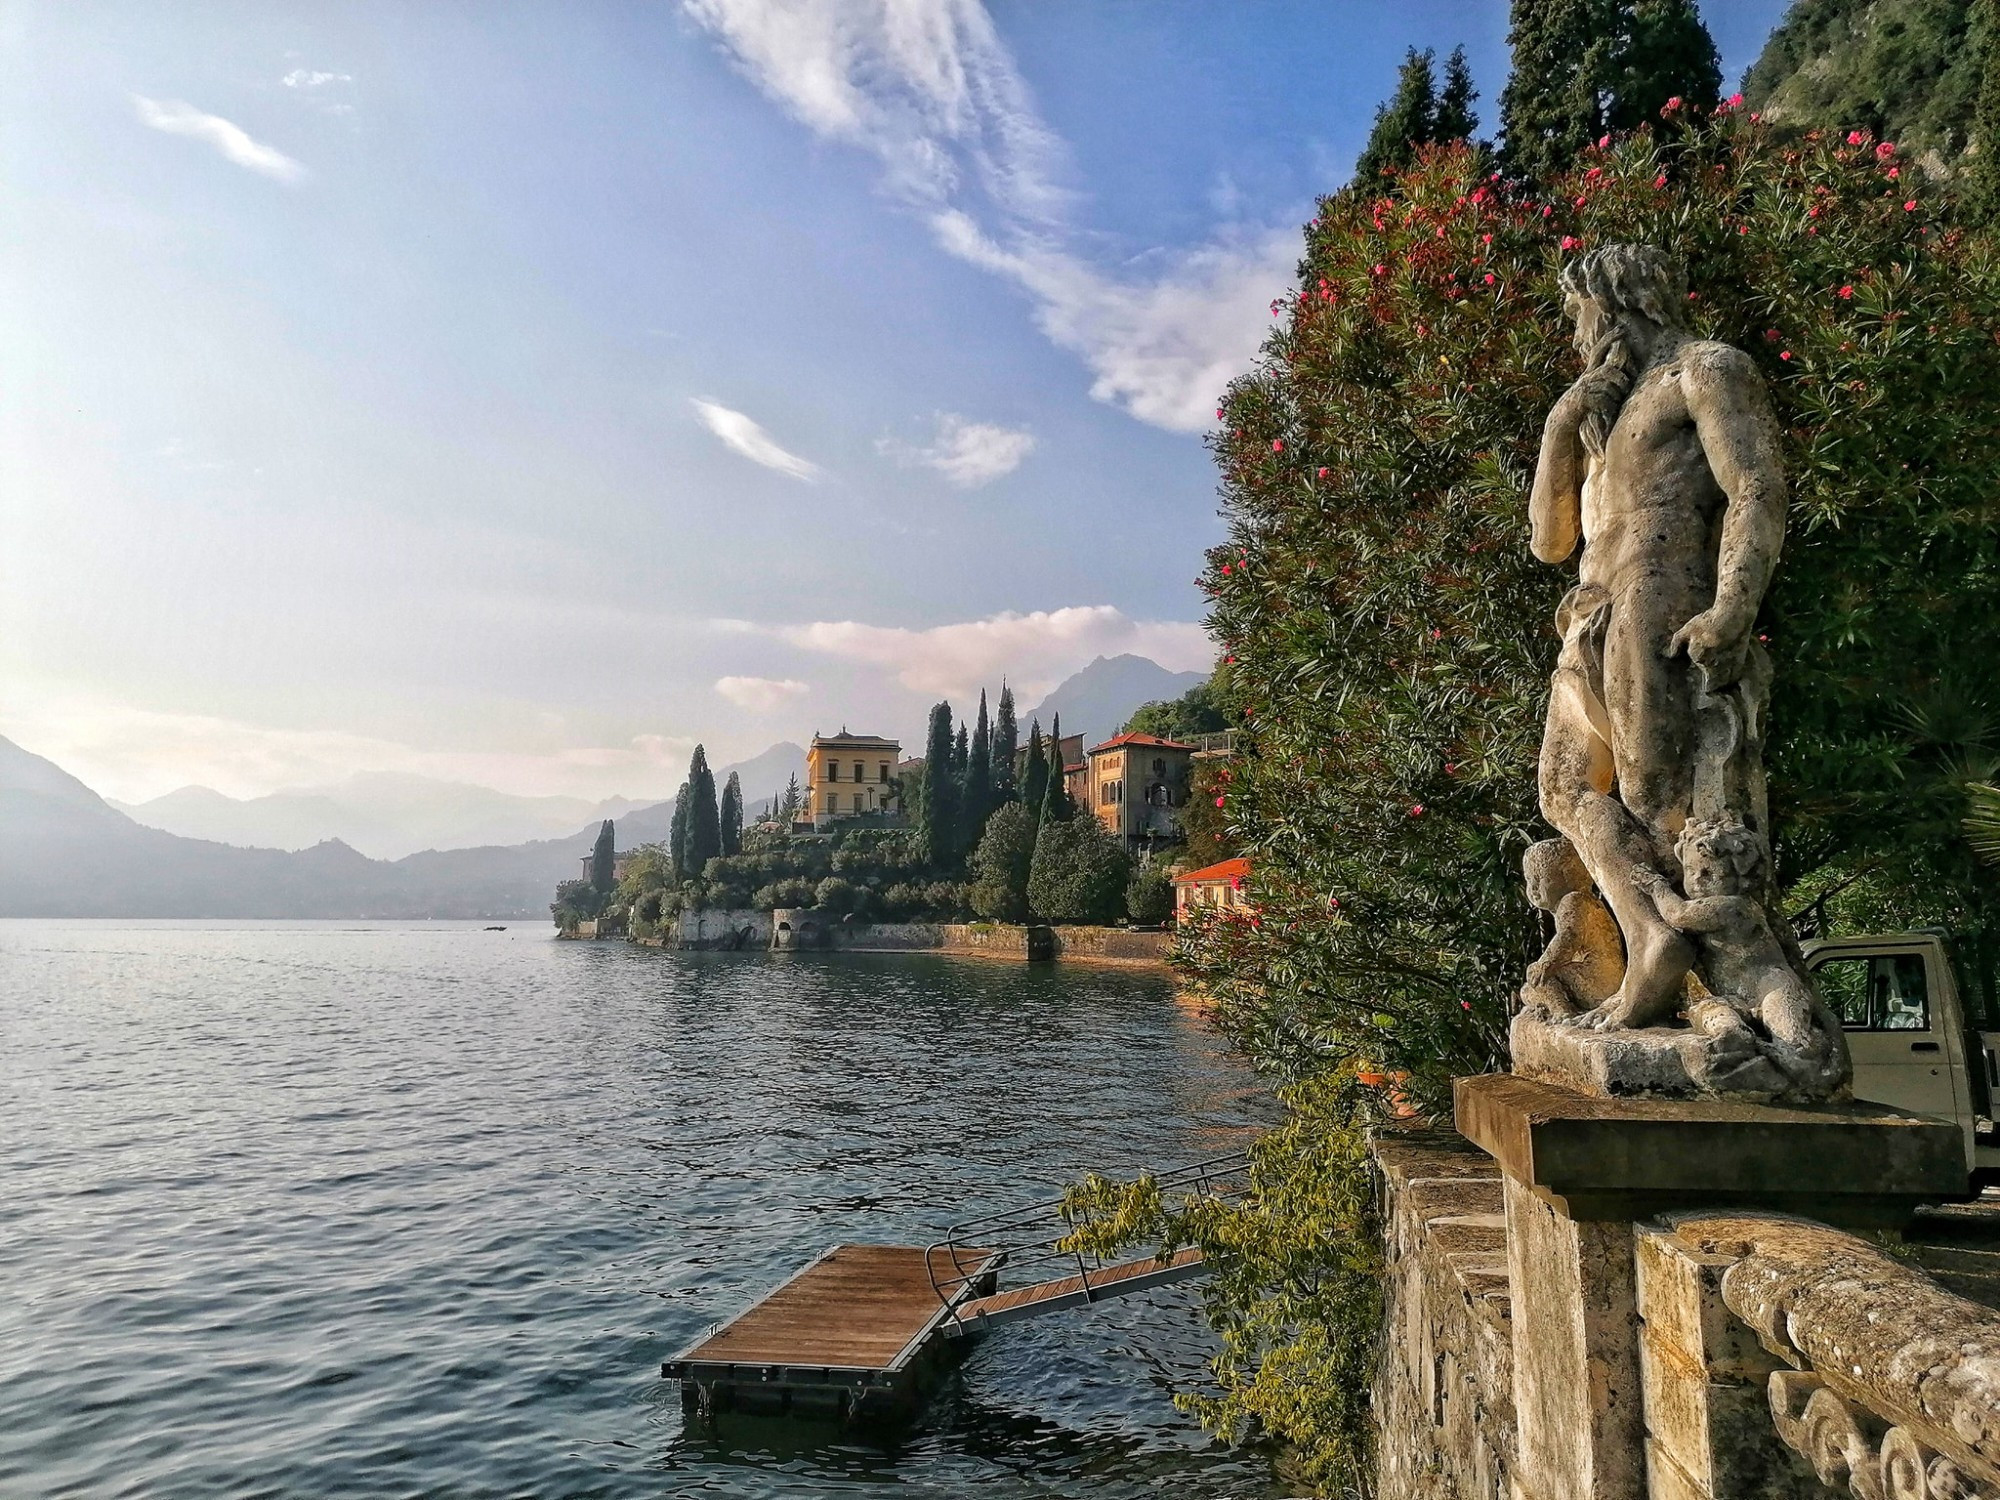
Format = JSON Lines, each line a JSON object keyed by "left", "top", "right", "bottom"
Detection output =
{"left": 1807, "top": 945, "right": 1970, "bottom": 1127}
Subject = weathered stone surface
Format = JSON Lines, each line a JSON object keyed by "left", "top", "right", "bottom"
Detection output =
{"left": 1520, "top": 244, "right": 1849, "bottom": 1102}
{"left": 1371, "top": 1127, "right": 1516, "bottom": 1500}
{"left": 1669, "top": 1213, "right": 2000, "bottom": 1489}
{"left": 1455, "top": 1072, "right": 1965, "bottom": 1225}
{"left": 1506, "top": 1174, "right": 1645, "bottom": 1500}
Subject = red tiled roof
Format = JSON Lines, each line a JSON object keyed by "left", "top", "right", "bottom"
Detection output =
{"left": 1174, "top": 857, "right": 1250, "bottom": 886}
{"left": 1089, "top": 732, "right": 1197, "bottom": 754}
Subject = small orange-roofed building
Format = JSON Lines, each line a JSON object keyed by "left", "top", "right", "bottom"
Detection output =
{"left": 1173, "top": 856, "right": 1250, "bottom": 918}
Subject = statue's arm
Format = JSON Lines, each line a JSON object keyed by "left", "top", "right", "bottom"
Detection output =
{"left": 1671, "top": 348, "right": 1786, "bottom": 672}
{"left": 1529, "top": 395, "right": 1585, "bottom": 563}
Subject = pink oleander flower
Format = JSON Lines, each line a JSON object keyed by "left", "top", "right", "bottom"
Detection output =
{"left": 1905, "top": 200, "right": 1918, "bottom": 211}
{"left": 1847, "top": 130, "right": 1866, "bottom": 146}
{"left": 1839, "top": 285, "right": 1854, "bottom": 299}
{"left": 1560, "top": 235, "right": 1580, "bottom": 250}
{"left": 1483, "top": 273, "right": 1496, "bottom": 285}
{"left": 1316, "top": 466, "right": 1329, "bottom": 478}
{"left": 1271, "top": 439, "right": 1283, "bottom": 452}
{"left": 1887, "top": 166, "right": 1900, "bottom": 179}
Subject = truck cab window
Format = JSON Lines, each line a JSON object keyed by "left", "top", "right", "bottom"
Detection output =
{"left": 1812, "top": 953, "right": 1931, "bottom": 1031}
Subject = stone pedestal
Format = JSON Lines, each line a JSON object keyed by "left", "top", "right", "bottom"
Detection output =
{"left": 1453, "top": 1073, "right": 1965, "bottom": 1500}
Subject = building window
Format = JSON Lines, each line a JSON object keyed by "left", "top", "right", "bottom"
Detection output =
{"left": 826, "top": 760, "right": 839, "bottom": 782}
{"left": 822, "top": 793, "right": 835, "bottom": 813}
{"left": 879, "top": 763, "right": 890, "bottom": 783}
{"left": 853, "top": 792, "right": 864, "bottom": 813}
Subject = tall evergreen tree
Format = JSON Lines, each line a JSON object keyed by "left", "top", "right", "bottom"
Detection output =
{"left": 952, "top": 723, "right": 969, "bottom": 778}
{"left": 960, "top": 689, "right": 994, "bottom": 851}
{"left": 1612, "top": 0, "right": 1720, "bottom": 128}
{"left": 1040, "top": 712, "right": 1073, "bottom": 824}
{"left": 1977, "top": 0, "right": 2000, "bottom": 224}
{"left": 921, "top": 702, "right": 958, "bottom": 867}
{"left": 1435, "top": 45, "right": 1480, "bottom": 141}
{"left": 992, "top": 682, "right": 1020, "bottom": 803}
{"left": 686, "top": 746, "right": 722, "bottom": 872}
{"left": 1354, "top": 47, "right": 1439, "bottom": 188}
{"left": 719, "top": 772, "right": 744, "bottom": 856}
{"left": 669, "top": 782, "right": 691, "bottom": 880}
{"left": 1499, "top": 0, "right": 1720, "bottom": 181}
{"left": 781, "top": 771, "right": 802, "bottom": 825}
{"left": 1022, "top": 720, "right": 1049, "bottom": 817}
{"left": 590, "top": 819, "right": 616, "bottom": 894}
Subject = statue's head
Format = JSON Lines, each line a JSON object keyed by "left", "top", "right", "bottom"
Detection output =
{"left": 1524, "top": 837, "right": 1592, "bottom": 912}
{"left": 1559, "top": 244, "right": 1687, "bottom": 358}
{"left": 1674, "top": 817, "right": 1765, "bottom": 897}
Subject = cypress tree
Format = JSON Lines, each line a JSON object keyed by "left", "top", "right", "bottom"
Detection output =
{"left": 960, "top": 689, "right": 994, "bottom": 851}
{"left": 992, "top": 682, "right": 1019, "bottom": 803}
{"left": 720, "top": 771, "right": 744, "bottom": 855}
{"left": 1499, "top": 0, "right": 1617, "bottom": 182}
{"left": 1612, "top": 0, "right": 1720, "bottom": 129}
{"left": 921, "top": 702, "right": 958, "bottom": 867}
{"left": 1040, "top": 712, "right": 1073, "bottom": 824}
{"left": 1436, "top": 45, "right": 1480, "bottom": 142}
{"left": 1971, "top": 0, "right": 2000, "bottom": 223}
{"left": 669, "top": 783, "right": 691, "bottom": 880}
{"left": 590, "top": 819, "right": 616, "bottom": 894}
{"left": 782, "top": 771, "right": 801, "bottom": 825}
{"left": 1022, "top": 720, "right": 1049, "bottom": 816}
{"left": 686, "top": 746, "right": 721, "bottom": 872}
{"left": 1354, "top": 48, "right": 1439, "bottom": 188}
{"left": 952, "top": 723, "right": 969, "bottom": 778}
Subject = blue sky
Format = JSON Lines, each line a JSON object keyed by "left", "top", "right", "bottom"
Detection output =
{"left": 0, "top": 0, "right": 1788, "bottom": 802}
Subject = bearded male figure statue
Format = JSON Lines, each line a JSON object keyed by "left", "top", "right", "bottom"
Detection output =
{"left": 1512, "top": 244, "right": 1849, "bottom": 1102}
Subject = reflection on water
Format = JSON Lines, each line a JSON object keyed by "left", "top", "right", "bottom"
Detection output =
{"left": 0, "top": 922, "right": 1276, "bottom": 1498}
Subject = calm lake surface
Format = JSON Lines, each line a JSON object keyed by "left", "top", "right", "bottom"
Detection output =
{"left": 0, "top": 921, "right": 1277, "bottom": 1498}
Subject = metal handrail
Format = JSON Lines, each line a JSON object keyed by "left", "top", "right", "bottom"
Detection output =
{"left": 924, "top": 1151, "right": 1250, "bottom": 1325}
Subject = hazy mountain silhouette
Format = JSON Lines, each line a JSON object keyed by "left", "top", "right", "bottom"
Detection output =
{"left": 1020, "top": 655, "right": 1207, "bottom": 751}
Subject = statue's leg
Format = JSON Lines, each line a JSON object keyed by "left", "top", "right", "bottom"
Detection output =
{"left": 1538, "top": 632, "right": 1693, "bottom": 1029}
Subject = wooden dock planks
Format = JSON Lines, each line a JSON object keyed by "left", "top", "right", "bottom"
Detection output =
{"left": 953, "top": 1246, "right": 1206, "bottom": 1326}
{"left": 677, "top": 1244, "right": 988, "bottom": 1372}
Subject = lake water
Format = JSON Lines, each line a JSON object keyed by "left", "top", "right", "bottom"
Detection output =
{"left": 0, "top": 921, "right": 1277, "bottom": 1498}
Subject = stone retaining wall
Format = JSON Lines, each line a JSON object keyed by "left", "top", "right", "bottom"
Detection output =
{"left": 1048, "top": 926, "right": 1172, "bottom": 963}
{"left": 676, "top": 908, "right": 770, "bottom": 950}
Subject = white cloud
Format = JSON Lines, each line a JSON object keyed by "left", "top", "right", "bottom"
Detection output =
{"left": 282, "top": 69, "right": 352, "bottom": 89}
{"left": 131, "top": 95, "right": 307, "bottom": 184}
{"left": 681, "top": 0, "right": 1285, "bottom": 433}
{"left": 714, "top": 675, "right": 811, "bottom": 712}
{"left": 690, "top": 398, "right": 823, "bottom": 481}
{"left": 877, "top": 412, "right": 1033, "bottom": 487}
{"left": 752, "top": 604, "right": 1211, "bottom": 700}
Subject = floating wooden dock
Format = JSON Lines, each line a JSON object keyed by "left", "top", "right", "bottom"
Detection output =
{"left": 665, "top": 1153, "right": 1246, "bottom": 1425}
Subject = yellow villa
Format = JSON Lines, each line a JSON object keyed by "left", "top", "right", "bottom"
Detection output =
{"left": 801, "top": 730, "right": 903, "bottom": 830}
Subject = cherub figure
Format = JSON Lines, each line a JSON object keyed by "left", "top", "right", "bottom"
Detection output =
{"left": 1519, "top": 838, "right": 1625, "bottom": 1018}
{"left": 1635, "top": 817, "right": 1850, "bottom": 1096}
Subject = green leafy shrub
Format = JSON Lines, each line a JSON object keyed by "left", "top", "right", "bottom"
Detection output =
{"left": 968, "top": 801, "right": 1038, "bottom": 920}
{"left": 1125, "top": 860, "right": 1175, "bottom": 925}
{"left": 813, "top": 876, "right": 857, "bottom": 913}
{"left": 1027, "top": 817, "right": 1132, "bottom": 924}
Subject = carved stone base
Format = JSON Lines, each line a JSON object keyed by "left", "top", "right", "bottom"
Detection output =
{"left": 1511, "top": 1007, "right": 1799, "bottom": 1103}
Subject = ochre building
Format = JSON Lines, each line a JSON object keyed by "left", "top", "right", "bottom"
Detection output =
{"left": 802, "top": 731, "right": 903, "bottom": 830}
{"left": 1084, "top": 732, "right": 1194, "bottom": 852}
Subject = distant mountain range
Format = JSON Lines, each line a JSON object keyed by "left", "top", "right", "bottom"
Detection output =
{"left": 0, "top": 736, "right": 808, "bottom": 919}
{"left": 1021, "top": 654, "right": 1208, "bottom": 751}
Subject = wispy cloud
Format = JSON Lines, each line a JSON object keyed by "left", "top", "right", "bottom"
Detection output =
{"left": 282, "top": 69, "right": 352, "bottom": 89}
{"left": 681, "top": 0, "right": 1285, "bottom": 432}
{"left": 690, "top": 398, "right": 823, "bottom": 481}
{"left": 131, "top": 95, "right": 307, "bottom": 184}
{"left": 741, "top": 604, "right": 1211, "bottom": 700}
{"left": 877, "top": 412, "right": 1033, "bottom": 488}
{"left": 714, "top": 675, "right": 811, "bottom": 712}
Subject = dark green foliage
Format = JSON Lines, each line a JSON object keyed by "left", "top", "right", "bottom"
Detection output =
{"left": 720, "top": 772, "right": 744, "bottom": 856}
{"left": 1125, "top": 860, "right": 1175, "bottom": 924}
{"left": 780, "top": 772, "right": 802, "bottom": 825}
{"left": 1437, "top": 45, "right": 1481, "bottom": 142}
{"left": 952, "top": 723, "right": 969, "bottom": 778}
{"left": 669, "top": 781, "right": 691, "bottom": 879}
{"left": 1180, "top": 760, "right": 1238, "bottom": 869}
{"left": 921, "top": 702, "right": 958, "bottom": 867}
{"left": 969, "top": 801, "right": 1038, "bottom": 921}
{"left": 686, "top": 746, "right": 722, "bottom": 872}
{"left": 1970, "top": 0, "right": 2000, "bottom": 219}
{"left": 550, "top": 877, "right": 602, "bottom": 929}
{"left": 1744, "top": 0, "right": 1983, "bottom": 161}
{"left": 1124, "top": 678, "right": 1231, "bottom": 741}
{"left": 1027, "top": 814, "right": 1132, "bottom": 924}
{"left": 1021, "top": 721, "right": 1049, "bottom": 818}
{"left": 992, "top": 684, "right": 1020, "bottom": 803}
{"left": 1039, "top": 713, "right": 1073, "bottom": 823}
{"left": 1354, "top": 48, "right": 1439, "bottom": 188}
{"left": 589, "top": 819, "right": 615, "bottom": 894}
{"left": 813, "top": 876, "right": 857, "bottom": 913}
{"left": 1182, "top": 123, "right": 2000, "bottom": 1482}
{"left": 960, "top": 690, "right": 994, "bottom": 852}
{"left": 1498, "top": 0, "right": 1718, "bottom": 179}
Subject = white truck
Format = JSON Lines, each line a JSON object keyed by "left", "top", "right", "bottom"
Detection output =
{"left": 1803, "top": 930, "right": 2000, "bottom": 1185}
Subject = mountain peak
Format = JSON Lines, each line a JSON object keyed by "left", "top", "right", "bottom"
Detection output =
{"left": 1021, "top": 655, "right": 1210, "bottom": 751}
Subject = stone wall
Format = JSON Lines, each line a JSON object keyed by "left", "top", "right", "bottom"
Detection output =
{"left": 676, "top": 908, "right": 770, "bottom": 950}
{"left": 1372, "top": 1128, "right": 1515, "bottom": 1500}
{"left": 1048, "top": 926, "right": 1172, "bottom": 964}
{"left": 939, "top": 923, "right": 1049, "bottom": 960}
{"left": 768, "top": 909, "right": 943, "bottom": 952}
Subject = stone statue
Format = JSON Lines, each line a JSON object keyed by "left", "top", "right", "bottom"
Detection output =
{"left": 1511, "top": 244, "right": 1850, "bottom": 1101}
